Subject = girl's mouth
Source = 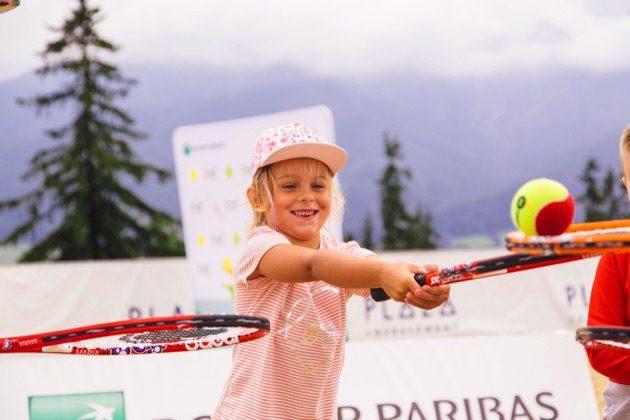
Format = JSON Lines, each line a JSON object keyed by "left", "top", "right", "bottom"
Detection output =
{"left": 292, "top": 209, "right": 319, "bottom": 218}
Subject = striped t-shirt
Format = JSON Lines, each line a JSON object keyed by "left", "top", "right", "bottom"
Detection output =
{"left": 212, "top": 226, "right": 374, "bottom": 420}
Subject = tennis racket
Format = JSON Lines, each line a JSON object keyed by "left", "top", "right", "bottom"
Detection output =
{"left": 506, "top": 219, "right": 630, "bottom": 256}
{"left": 370, "top": 252, "right": 586, "bottom": 302}
{"left": 0, "top": 314, "right": 270, "bottom": 355}
{"left": 0, "top": 0, "right": 19, "bottom": 13}
{"left": 576, "top": 326, "right": 630, "bottom": 354}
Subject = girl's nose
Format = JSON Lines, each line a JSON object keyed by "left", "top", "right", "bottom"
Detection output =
{"left": 299, "top": 187, "right": 314, "bottom": 201}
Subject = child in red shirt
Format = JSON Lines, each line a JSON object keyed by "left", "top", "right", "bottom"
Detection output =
{"left": 586, "top": 125, "right": 630, "bottom": 419}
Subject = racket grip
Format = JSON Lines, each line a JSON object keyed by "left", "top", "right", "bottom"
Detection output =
{"left": 370, "top": 273, "right": 427, "bottom": 302}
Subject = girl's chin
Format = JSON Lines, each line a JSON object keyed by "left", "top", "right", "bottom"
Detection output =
{"left": 282, "top": 230, "right": 320, "bottom": 245}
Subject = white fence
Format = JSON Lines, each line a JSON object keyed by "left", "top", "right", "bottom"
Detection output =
{"left": 0, "top": 252, "right": 601, "bottom": 419}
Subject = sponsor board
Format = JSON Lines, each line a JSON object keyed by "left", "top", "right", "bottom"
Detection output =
{"left": 29, "top": 391, "right": 125, "bottom": 420}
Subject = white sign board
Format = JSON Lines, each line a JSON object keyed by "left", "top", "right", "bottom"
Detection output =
{"left": 172, "top": 105, "right": 340, "bottom": 313}
{"left": 337, "top": 333, "right": 599, "bottom": 420}
{"left": 0, "top": 333, "right": 599, "bottom": 419}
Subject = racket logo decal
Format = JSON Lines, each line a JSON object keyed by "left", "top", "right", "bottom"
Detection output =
{"left": 16, "top": 338, "right": 38, "bottom": 348}
{"left": 2, "top": 339, "right": 11, "bottom": 351}
{"left": 184, "top": 336, "right": 239, "bottom": 351}
{"left": 108, "top": 344, "right": 166, "bottom": 355}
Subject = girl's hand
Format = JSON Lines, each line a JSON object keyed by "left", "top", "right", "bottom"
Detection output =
{"left": 378, "top": 261, "right": 426, "bottom": 302}
{"left": 405, "top": 284, "right": 451, "bottom": 309}
{"left": 403, "top": 264, "right": 450, "bottom": 309}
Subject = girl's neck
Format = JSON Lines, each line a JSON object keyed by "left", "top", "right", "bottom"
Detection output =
{"left": 276, "top": 227, "right": 321, "bottom": 249}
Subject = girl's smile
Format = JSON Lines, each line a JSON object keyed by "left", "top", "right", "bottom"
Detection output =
{"left": 291, "top": 209, "right": 319, "bottom": 219}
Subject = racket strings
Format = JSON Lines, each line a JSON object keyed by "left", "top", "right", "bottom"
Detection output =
{"left": 70, "top": 325, "right": 263, "bottom": 350}
{"left": 120, "top": 327, "right": 229, "bottom": 344}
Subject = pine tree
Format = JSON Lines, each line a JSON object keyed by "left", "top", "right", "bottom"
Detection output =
{"left": 379, "top": 133, "right": 438, "bottom": 249}
{"left": 361, "top": 213, "right": 375, "bottom": 250}
{"left": 577, "top": 158, "right": 630, "bottom": 221}
{"left": 0, "top": 0, "right": 184, "bottom": 261}
{"left": 403, "top": 203, "right": 439, "bottom": 249}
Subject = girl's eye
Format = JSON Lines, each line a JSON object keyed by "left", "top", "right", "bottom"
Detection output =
{"left": 281, "top": 183, "right": 296, "bottom": 190}
{"left": 312, "top": 183, "right": 327, "bottom": 190}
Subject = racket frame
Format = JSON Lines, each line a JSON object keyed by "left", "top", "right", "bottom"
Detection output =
{"left": 0, "top": 314, "right": 270, "bottom": 355}
{"left": 370, "top": 252, "right": 585, "bottom": 301}
{"left": 506, "top": 220, "right": 630, "bottom": 256}
{"left": 576, "top": 326, "right": 630, "bottom": 354}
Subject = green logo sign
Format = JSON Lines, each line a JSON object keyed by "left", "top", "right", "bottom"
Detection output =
{"left": 29, "top": 391, "right": 125, "bottom": 420}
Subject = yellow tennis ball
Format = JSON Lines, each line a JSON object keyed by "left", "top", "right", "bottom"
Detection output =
{"left": 510, "top": 178, "right": 575, "bottom": 236}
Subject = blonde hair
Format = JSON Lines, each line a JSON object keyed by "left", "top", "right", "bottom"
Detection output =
{"left": 247, "top": 158, "right": 345, "bottom": 231}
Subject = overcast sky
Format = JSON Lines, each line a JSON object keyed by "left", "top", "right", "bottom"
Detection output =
{"left": 1, "top": 0, "right": 630, "bottom": 82}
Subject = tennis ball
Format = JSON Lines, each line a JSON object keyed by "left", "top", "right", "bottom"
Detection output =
{"left": 510, "top": 178, "right": 575, "bottom": 236}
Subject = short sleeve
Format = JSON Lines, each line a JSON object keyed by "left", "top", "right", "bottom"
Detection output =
{"left": 234, "top": 227, "right": 290, "bottom": 286}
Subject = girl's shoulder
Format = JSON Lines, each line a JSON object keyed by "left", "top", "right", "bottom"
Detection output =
{"left": 245, "top": 226, "right": 291, "bottom": 250}
{"left": 248, "top": 225, "right": 278, "bottom": 238}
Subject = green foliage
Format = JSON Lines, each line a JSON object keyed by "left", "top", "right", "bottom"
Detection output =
{"left": 577, "top": 158, "right": 630, "bottom": 222}
{"left": 0, "top": 0, "right": 184, "bottom": 261}
{"left": 361, "top": 213, "right": 375, "bottom": 250}
{"left": 378, "top": 132, "right": 438, "bottom": 250}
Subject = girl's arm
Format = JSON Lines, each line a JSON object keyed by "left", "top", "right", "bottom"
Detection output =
{"left": 257, "top": 243, "right": 432, "bottom": 302}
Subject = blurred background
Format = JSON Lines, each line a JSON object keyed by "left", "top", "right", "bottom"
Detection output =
{"left": 2, "top": 0, "right": 630, "bottom": 255}
{"left": 0, "top": 2, "right": 620, "bottom": 418}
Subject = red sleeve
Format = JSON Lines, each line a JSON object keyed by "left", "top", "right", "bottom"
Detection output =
{"left": 586, "top": 253, "right": 630, "bottom": 384}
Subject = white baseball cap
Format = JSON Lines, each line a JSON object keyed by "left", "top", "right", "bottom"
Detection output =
{"left": 250, "top": 122, "right": 348, "bottom": 175}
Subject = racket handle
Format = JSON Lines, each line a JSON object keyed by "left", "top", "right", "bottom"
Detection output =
{"left": 370, "top": 273, "right": 427, "bottom": 302}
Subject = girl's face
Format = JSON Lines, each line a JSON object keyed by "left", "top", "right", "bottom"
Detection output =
{"left": 269, "top": 158, "right": 332, "bottom": 248}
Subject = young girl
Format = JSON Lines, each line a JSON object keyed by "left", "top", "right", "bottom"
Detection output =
{"left": 212, "top": 122, "right": 450, "bottom": 420}
{"left": 586, "top": 125, "right": 630, "bottom": 420}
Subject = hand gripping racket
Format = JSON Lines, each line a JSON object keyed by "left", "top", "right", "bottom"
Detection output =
{"left": 506, "top": 219, "right": 630, "bottom": 256}
{"left": 0, "top": 314, "right": 270, "bottom": 355}
{"left": 370, "top": 252, "right": 585, "bottom": 302}
{"left": 576, "top": 326, "right": 630, "bottom": 354}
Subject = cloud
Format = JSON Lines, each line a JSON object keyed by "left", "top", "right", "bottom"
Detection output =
{"left": 2, "top": 0, "right": 630, "bottom": 82}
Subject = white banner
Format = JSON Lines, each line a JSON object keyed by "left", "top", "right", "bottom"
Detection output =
{"left": 0, "top": 333, "right": 598, "bottom": 419}
{"left": 0, "top": 258, "right": 193, "bottom": 337}
{"left": 337, "top": 333, "right": 599, "bottom": 420}
{"left": 172, "top": 105, "right": 341, "bottom": 314}
{"left": 347, "top": 249, "right": 599, "bottom": 341}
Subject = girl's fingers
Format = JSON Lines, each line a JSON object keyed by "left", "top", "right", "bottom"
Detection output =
{"left": 409, "top": 284, "right": 450, "bottom": 302}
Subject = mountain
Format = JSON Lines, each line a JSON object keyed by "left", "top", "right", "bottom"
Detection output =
{"left": 0, "top": 64, "right": 625, "bottom": 247}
